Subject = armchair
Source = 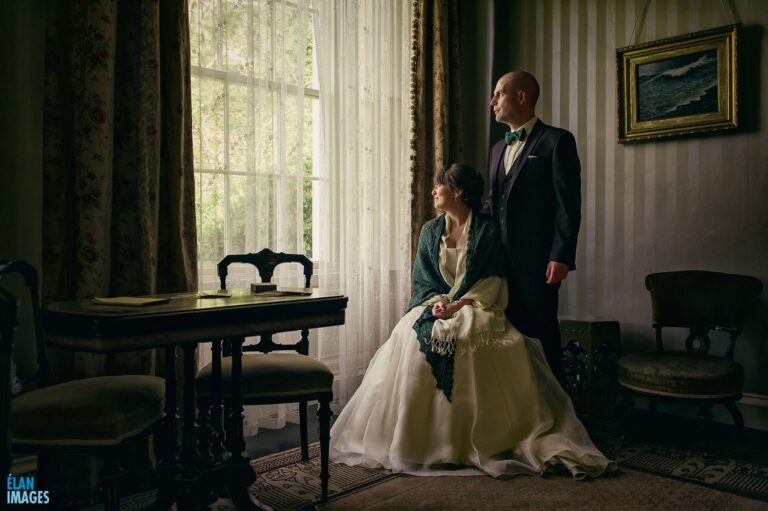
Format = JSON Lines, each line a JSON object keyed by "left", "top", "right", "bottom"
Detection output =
{"left": 618, "top": 270, "right": 762, "bottom": 430}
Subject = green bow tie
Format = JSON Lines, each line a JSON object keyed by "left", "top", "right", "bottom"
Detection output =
{"left": 505, "top": 128, "right": 526, "bottom": 144}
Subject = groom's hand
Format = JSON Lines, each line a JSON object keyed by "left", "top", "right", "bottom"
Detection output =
{"left": 546, "top": 261, "right": 569, "bottom": 284}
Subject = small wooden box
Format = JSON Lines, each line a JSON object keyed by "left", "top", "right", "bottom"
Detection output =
{"left": 251, "top": 283, "right": 278, "bottom": 293}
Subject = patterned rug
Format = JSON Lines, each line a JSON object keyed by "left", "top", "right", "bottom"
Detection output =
{"left": 248, "top": 435, "right": 768, "bottom": 510}
{"left": 592, "top": 430, "right": 768, "bottom": 503}
{"left": 247, "top": 443, "right": 399, "bottom": 511}
{"left": 79, "top": 431, "right": 768, "bottom": 510}
{"left": 79, "top": 444, "right": 396, "bottom": 511}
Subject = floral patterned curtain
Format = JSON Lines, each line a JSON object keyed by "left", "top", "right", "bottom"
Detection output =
{"left": 42, "top": 0, "right": 197, "bottom": 380}
{"left": 41, "top": 0, "right": 197, "bottom": 501}
{"left": 408, "top": 0, "right": 464, "bottom": 259}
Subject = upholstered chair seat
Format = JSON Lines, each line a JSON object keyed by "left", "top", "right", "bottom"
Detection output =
{"left": 618, "top": 351, "right": 743, "bottom": 400}
{"left": 196, "top": 353, "right": 333, "bottom": 399}
{"left": 11, "top": 375, "right": 165, "bottom": 447}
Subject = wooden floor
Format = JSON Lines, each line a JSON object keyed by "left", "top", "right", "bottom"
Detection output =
{"left": 245, "top": 404, "right": 325, "bottom": 459}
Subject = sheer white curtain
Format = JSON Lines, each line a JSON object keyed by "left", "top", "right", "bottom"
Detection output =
{"left": 314, "top": 0, "right": 412, "bottom": 411}
{"left": 191, "top": 0, "right": 412, "bottom": 433}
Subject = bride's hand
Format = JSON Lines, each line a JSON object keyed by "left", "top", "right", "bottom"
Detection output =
{"left": 433, "top": 301, "right": 461, "bottom": 319}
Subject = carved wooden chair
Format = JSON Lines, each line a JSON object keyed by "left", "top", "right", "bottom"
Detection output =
{"left": 0, "top": 261, "right": 165, "bottom": 510}
{"left": 195, "top": 249, "right": 333, "bottom": 500}
{"left": 618, "top": 270, "right": 762, "bottom": 433}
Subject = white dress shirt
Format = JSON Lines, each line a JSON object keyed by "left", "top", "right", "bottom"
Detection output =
{"left": 504, "top": 116, "right": 539, "bottom": 174}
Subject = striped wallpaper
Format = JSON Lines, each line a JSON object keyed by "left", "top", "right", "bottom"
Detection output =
{"left": 488, "top": 0, "right": 768, "bottom": 396}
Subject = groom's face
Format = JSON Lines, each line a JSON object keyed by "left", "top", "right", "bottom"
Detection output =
{"left": 490, "top": 76, "right": 520, "bottom": 126}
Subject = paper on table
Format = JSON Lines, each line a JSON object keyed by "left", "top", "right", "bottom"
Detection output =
{"left": 92, "top": 296, "right": 171, "bottom": 306}
{"left": 254, "top": 289, "right": 313, "bottom": 297}
{"left": 197, "top": 290, "right": 233, "bottom": 298}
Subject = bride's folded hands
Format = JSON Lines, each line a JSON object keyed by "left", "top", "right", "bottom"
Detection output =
{"left": 432, "top": 299, "right": 473, "bottom": 319}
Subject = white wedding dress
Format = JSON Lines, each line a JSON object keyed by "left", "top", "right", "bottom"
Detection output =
{"left": 330, "top": 216, "right": 616, "bottom": 480}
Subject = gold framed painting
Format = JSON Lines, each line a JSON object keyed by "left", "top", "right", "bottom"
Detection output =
{"left": 617, "top": 24, "right": 738, "bottom": 143}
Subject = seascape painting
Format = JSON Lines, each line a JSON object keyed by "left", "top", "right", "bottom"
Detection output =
{"left": 617, "top": 24, "right": 737, "bottom": 143}
{"left": 636, "top": 49, "right": 719, "bottom": 122}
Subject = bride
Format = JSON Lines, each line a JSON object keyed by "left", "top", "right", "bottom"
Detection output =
{"left": 330, "top": 163, "right": 616, "bottom": 479}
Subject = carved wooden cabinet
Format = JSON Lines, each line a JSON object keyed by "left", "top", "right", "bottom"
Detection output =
{"left": 560, "top": 317, "right": 621, "bottom": 414}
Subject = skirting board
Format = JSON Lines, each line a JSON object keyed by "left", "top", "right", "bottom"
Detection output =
{"left": 739, "top": 393, "right": 768, "bottom": 408}
{"left": 738, "top": 393, "right": 768, "bottom": 431}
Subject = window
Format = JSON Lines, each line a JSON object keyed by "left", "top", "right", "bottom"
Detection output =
{"left": 189, "top": 0, "right": 412, "bottom": 426}
{"left": 190, "top": 0, "right": 319, "bottom": 290}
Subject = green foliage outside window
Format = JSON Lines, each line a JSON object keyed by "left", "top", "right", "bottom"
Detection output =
{"left": 190, "top": 0, "right": 318, "bottom": 268}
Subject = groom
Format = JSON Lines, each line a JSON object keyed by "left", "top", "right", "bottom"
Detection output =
{"left": 481, "top": 71, "right": 582, "bottom": 384}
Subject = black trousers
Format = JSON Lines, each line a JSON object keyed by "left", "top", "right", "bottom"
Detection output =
{"left": 505, "top": 270, "right": 564, "bottom": 384}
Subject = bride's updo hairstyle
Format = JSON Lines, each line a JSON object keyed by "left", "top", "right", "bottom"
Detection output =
{"left": 434, "top": 163, "right": 485, "bottom": 211}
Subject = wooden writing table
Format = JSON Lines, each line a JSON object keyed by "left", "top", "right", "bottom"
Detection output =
{"left": 44, "top": 288, "right": 347, "bottom": 510}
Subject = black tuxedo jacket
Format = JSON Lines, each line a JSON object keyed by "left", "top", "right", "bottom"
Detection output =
{"left": 481, "top": 121, "right": 581, "bottom": 275}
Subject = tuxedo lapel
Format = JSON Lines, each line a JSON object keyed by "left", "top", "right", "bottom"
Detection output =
{"left": 504, "top": 121, "right": 546, "bottom": 196}
{"left": 489, "top": 141, "right": 505, "bottom": 210}
{"left": 490, "top": 141, "right": 505, "bottom": 187}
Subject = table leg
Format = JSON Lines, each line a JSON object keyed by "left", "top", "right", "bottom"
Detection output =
{"left": 177, "top": 343, "right": 201, "bottom": 510}
{"left": 197, "top": 340, "right": 225, "bottom": 507}
{"left": 299, "top": 329, "right": 310, "bottom": 460}
{"left": 209, "top": 339, "right": 226, "bottom": 463}
{"left": 151, "top": 346, "right": 180, "bottom": 511}
{"left": 226, "top": 338, "right": 246, "bottom": 463}
{"left": 226, "top": 338, "right": 263, "bottom": 511}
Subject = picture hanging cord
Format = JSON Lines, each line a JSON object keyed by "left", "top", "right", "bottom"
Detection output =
{"left": 628, "top": 0, "right": 736, "bottom": 46}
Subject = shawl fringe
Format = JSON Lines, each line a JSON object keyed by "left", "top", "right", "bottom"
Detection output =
{"left": 426, "top": 337, "right": 457, "bottom": 356}
{"left": 426, "top": 330, "right": 511, "bottom": 357}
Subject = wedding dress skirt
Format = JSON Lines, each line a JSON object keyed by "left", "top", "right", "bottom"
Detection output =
{"left": 330, "top": 306, "right": 616, "bottom": 479}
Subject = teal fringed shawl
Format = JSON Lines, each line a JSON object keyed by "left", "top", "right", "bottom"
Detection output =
{"left": 407, "top": 212, "right": 505, "bottom": 401}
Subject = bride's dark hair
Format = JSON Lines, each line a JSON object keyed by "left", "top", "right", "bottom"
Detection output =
{"left": 433, "top": 163, "right": 484, "bottom": 211}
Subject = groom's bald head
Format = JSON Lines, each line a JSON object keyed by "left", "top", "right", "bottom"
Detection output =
{"left": 499, "top": 71, "right": 540, "bottom": 107}
{"left": 492, "top": 70, "right": 540, "bottom": 128}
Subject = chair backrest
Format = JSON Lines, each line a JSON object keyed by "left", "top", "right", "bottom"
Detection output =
{"left": 217, "top": 249, "right": 313, "bottom": 290}
{"left": 646, "top": 271, "right": 762, "bottom": 331}
{"left": 645, "top": 271, "right": 762, "bottom": 356}
{"left": 0, "top": 261, "right": 52, "bottom": 391}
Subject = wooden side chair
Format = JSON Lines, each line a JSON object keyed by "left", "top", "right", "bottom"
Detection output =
{"left": 0, "top": 261, "right": 165, "bottom": 510}
{"left": 195, "top": 249, "right": 334, "bottom": 500}
{"left": 618, "top": 270, "right": 762, "bottom": 432}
